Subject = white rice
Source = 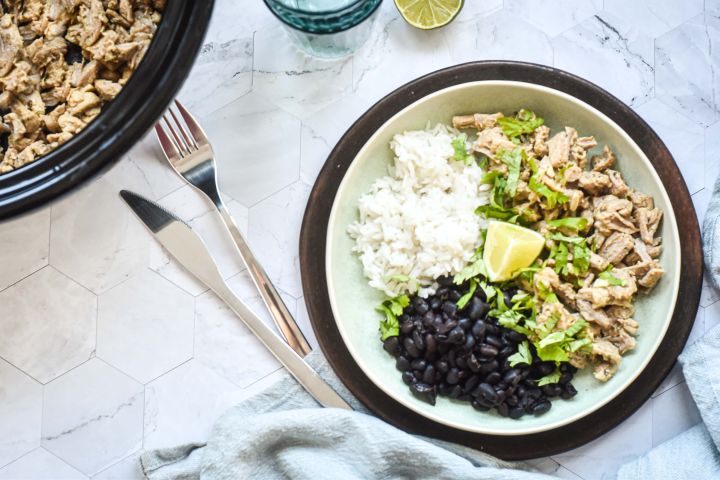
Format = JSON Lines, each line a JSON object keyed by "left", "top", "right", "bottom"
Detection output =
{"left": 348, "top": 124, "right": 491, "bottom": 298}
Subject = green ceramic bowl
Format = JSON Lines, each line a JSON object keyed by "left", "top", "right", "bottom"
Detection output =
{"left": 325, "top": 80, "right": 681, "bottom": 435}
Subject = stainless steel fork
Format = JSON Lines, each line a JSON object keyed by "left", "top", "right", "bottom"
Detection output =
{"left": 155, "top": 100, "right": 312, "bottom": 357}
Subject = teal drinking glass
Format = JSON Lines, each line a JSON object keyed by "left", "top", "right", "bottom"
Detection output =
{"left": 263, "top": 0, "right": 382, "bottom": 58}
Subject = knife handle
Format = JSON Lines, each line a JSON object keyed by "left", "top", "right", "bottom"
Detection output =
{"left": 211, "top": 280, "right": 351, "bottom": 410}
{"left": 216, "top": 204, "right": 312, "bottom": 357}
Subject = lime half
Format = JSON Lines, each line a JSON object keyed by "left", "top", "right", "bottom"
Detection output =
{"left": 394, "top": 0, "right": 464, "bottom": 30}
{"left": 483, "top": 221, "right": 545, "bottom": 282}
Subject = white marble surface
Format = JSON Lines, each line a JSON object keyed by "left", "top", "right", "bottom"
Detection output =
{"left": 0, "top": 0, "right": 718, "bottom": 478}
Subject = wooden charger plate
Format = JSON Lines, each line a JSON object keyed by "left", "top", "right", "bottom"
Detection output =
{"left": 299, "top": 61, "right": 702, "bottom": 459}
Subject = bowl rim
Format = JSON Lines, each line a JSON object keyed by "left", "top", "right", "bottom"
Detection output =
{"left": 325, "top": 79, "right": 681, "bottom": 435}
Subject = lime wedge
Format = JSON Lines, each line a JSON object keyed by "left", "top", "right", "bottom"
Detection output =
{"left": 394, "top": 0, "right": 464, "bottom": 30}
{"left": 483, "top": 221, "right": 545, "bottom": 282}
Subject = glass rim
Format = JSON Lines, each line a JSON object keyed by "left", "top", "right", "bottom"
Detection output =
{"left": 263, "top": 0, "right": 373, "bottom": 16}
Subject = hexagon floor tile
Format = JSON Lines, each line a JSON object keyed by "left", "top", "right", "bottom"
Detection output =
{"left": 97, "top": 269, "right": 194, "bottom": 384}
{"left": 42, "top": 360, "right": 143, "bottom": 476}
{"left": 194, "top": 272, "right": 283, "bottom": 388}
{"left": 705, "top": 121, "right": 720, "bottom": 189}
{"left": 655, "top": 14, "right": 720, "bottom": 126}
{"left": 0, "top": 359, "right": 42, "bottom": 468}
{"left": 201, "top": 92, "right": 301, "bottom": 207}
{"left": 443, "top": 10, "right": 553, "bottom": 65}
{"left": 0, "top": 266, "right": 96, "bottom": 384}
{"left": 91, "top": 452, "right": 143, "bottom": 480}
{"left": 247, "top": 181, "right": 310, "bottom": 298}
{"left": 0, "top": 206, "right": 50, "bottom": 292}
{"left": 143, "top": 360, "right": 246, "bottom": 450}
{"left": 504, "top": 0, "right": 602, "bottom": 37}
{"left": 552, "top": 13, "right": 654, "bottom": 107}
{"left": 50, "top": 159, "right": 154, "bottom": 295}
{"left": 0, "top": 448, "right": 86, "bottom": 480}
{"left": 604, "top": 0, "right": 704, "bottom": 38}
{"left": 635, "top": 99, "right": 705, "bottom": 194}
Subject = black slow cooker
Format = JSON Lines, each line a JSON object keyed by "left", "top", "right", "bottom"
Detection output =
{"left": 0, "top": 0, "right": 215, "bottom": 219}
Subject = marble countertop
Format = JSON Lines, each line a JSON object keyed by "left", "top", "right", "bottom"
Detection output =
{"left": 0, "top": 0, "right": 718, "bottom": 478}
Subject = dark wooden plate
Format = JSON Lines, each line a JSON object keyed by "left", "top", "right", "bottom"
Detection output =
{"left": 299, "top": 61, "right": 702, "bottom": 460}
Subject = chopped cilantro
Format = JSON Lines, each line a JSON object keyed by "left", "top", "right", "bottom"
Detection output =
{"left": 572, "top": 243, "right": 590, "bottom": 274}
{"left": 528, "top": 176, "right": 568, "bottom": 208}
{"left": 497, "top": 110, "right": 545, "bottom": 139}
{"left": 537, "top": 370, "right": 562, "bottom": 386}
{"left": 599, "top": 270, "right": 626, "bottom": 286}
{"left": 553, "top": 242, "right": 570, "bottom": 275}
{"left": 536, "top": 343, "right": 569, "bottom": 362}
{"left": 496, "top": 148, "right": 525, "bottom": 197}
{"left": 376, "top": 295, "right": 409, "bottom": 341}
{"left": 452, "top": 134, "right": 475, "bottom": 166}
{"left": 508, "top": 341, "right": 533, "bottom": 367}
{"left": 547, "top": 217, "right": 589, "bottom": 231}
{"left": 456, "top": 278, "right": 478, "bottom": 309}
{"left": 549, "top": 233, "right": 585, "bottom": 244}
{"left": 453, "top": 253, "right": 487, "bottom": 285}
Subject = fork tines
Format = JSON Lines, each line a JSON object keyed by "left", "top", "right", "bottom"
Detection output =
{"left": 155, "top": 100, "right": 209, "bottom": 159}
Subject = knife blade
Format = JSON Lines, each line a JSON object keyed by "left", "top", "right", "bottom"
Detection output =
{"left": 119, "top": 190, "right": 351, "bottom": 410}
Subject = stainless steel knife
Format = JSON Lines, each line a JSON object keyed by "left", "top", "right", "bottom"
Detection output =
{"left": 119, "top": 190, "right": 351, "bottom": 410}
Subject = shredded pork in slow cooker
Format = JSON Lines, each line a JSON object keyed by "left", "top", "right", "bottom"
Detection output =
{"left": 0, "top": 0, "right": 164, "bottom": 173}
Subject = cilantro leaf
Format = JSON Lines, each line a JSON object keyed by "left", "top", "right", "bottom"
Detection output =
{"left": 452, "top": 134, "right": 475, "bottom": 166}
{"left": 453, "top": 257, "right": 487, "bottom": 284}
{"left": 564, "top": 318, "right": 588, "bottom": 338}
{"left": 456, "top": 278, "right": 478, "bottom": 309}
{"left": 528, "top": 176, "right": 568, "bottom": 208}
{"left": 496, "top": 148, "right": 525, "bottom": 197}
{"left": 538, "top": 330, "right": 566, "bottom": 348}
{"left": 536, "top": 343, "right": 569, "bottom": 362}
{"left": 599, "top": 270, "right": 626, "bottom": 286}
{"left": 508, "top": 341, "right": 533, "bottom": 367}
{"left": 537, "top": 370, "right": 562, "bottom": 386}
{"left": 553, "top": 242, "right": 569, "bottom": 275}
{"left": 568, "top": 338, "right": 592, "bottom": 352}
{"left": 497, "top": 110, "right": 545, "bottom": 138}
{"left": 547, "top": 217, "right": 589, "bottom": 231}
{"left": 475, "top": 204, "right": 518, "bottom": 221}
{"left": 549, "top": 233, "right": 585, "bottom": 244}
{"left": 376, "top": 295, "right": 410, "bottom": 341}
{"left": 573, "top": 243, "right": 590, "bottom": 274}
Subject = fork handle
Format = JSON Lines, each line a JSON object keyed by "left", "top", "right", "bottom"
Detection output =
{"left": 217, "top": 204, "right": 312, "bottom": 356}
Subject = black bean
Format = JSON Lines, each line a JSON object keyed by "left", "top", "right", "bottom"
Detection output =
{"left": 477, "top": 383, "right": 499, "bottom": 404}
{"left": 425, "top": 334, "right": 437, "bottom": 353}
{"left": 503, "top": 369, "right": 522, "bottom": 386}
{"left": 447, "top": 349, "right": 456, "bottom": 367}
{"left": 457, "top": 317, "right": 472, "bottom": 331}
{"left": 438, "top": 383, "right": 452, "bottom": 395}
{"left": 437, "top": 275, "right": 454, "bottom": 286}
{"left": 430, "top": 298, "right": 442, "bottom": 311}
{"left": 437, "top": 341, "right": 450, "bottom": 353}
{"left": 415, "top": 302, "right": 430, "bottom": 316}
{"left": 485, "top": 371, "right": 502, "bottom": 385}
{"left": 485, "top": 335, "right": 502, "bottom": 348}
{"left": 422, "top": 365, "right": 436, "bottom": 384}
{"left": 479, "top": 344, "right": 499, "bottom": 357}
{"left": 437, "top": 319, "right": 457, "bottom": 335}
{"left": 410, "top": 382, "right": 437, "bottom": 405}
{"left": 499, "top": 346, "right": 515, "bottom": 358}
{"left": 400, "top": 321, "right": 414, "bottom": 335}
{"left": 503, "top": 291, "right": 513, "bottom": 308}
{"left": 535, "top": 362, "right": 555, "bottom": 377}
{"left": 463, "top": 335, "right": 476, "bottom": 351}
{"left": 509, "top": 407, "right": 525, "bottom": 419}
{"left": 497, "top": 402, "right": 510, "bottom": 417}
{"left": 559, "top": 372, "right": 573, "bottom": 385}
{"left": 472, "top": 400, "right": 490, "bottom": 411}
{"left": 442, "top": 301, "right": 457, "bottom": 316}
{"left": 478, "top": 360, "right": 499, "bottom": 375}
{"left": 457, "top": 394, "right": 472, "bottom": 402}
{"left": 468, "top": 297, "right": 490, "bottom": 320}
{"left": 448, "top": 326, "right": 465, "bottom": 344}
{"left": 401, "top": 371, "right": 414, "bottom": 385}
{"left": 485, "top": 322, "right": 499, "bottom": 335}
{"left": 447, "top": 368, "right": 460, "bottom": 385}
{"left": 383, "top": 336, "right": 400, "bottom": 355}
{"left": 542, "top": 384, "right": 562, "bottom": 397}
{"left": 560, "top": 363, "right": 578, "bottom": 374}
{"left": 499, "top": 359, "right": 511, "bottom": 373}
{"left": 531, "top": 400, "right": 552, "bottom": 415}
{"left": 411, "top": 330, "right": 425, "bottom": 351}
{"left": 435, "top": 360, "right": 449, "bottom": 374}
{"left": 506, "top": 395, "right": 519, "bottom": 407}
{"left": 395, "top": 356, "right": 410, "bottom": 372}
{"left": 448, "top": 290, "right": 462, "bottom": 301}
{"left": 422, "top": 311, "right": 435, "bottom": 328}
{"left": 471, "top": 320, "right": 487, "bottom": 338}
{"left": 449, "top": 385, "right": 462, "bottom": 398}
{"left": 413, "top": 370, "right": 423, "bottom": 380}
{"left": 506, "top": 330, "right": 526, "bottom": 343}
{"left": 411, "top": 359, "right": 427, "bottom": 371}
{"left": 403, "top": 337, "right": 420, "bottom": 358}
{"left": 561, "top": 383, "right": 578, "bottom": 399}
{"left": 435, "top": 286, "right": 449, "bottom": 297}
{"left": 464, "top": 374, "right": 480, "bottom": 393}
{"left": 516, "top": 385, "right": 526, "bottom": 398}
{"left": 455, "top": 355, "right": 468, "bottom": 369}
{"left": 526, "top": 387, "right": 542, "bottom": 400}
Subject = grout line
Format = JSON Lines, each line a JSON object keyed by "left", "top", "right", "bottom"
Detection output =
{"left": 44, "top": 447, "right": 87, "bottom": 478}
